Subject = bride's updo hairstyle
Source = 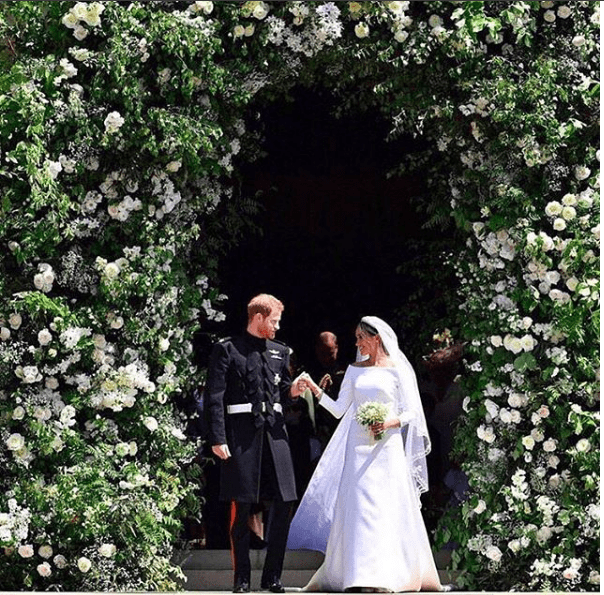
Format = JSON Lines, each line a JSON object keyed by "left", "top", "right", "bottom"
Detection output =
{"left": 357, "top": 319, "right": 390, "bottom": 356}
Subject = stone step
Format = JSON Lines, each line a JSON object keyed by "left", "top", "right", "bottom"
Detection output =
{"left": 177, "top": 550, "right": 455, "bottom": 591}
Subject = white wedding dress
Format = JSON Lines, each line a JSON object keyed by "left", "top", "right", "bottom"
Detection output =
{"left": 287, "top": 364, "right": 443, "bottom": 592}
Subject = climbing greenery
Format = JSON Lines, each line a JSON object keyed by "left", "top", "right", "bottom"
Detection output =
{"left": 0, "top": 1, "right": 599, "bottom": 591}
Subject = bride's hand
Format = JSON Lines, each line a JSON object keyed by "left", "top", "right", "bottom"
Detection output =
{"left": 370, "top": 418, "right": 401, "bottom": 436}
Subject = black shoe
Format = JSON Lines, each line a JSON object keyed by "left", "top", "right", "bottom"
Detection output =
{"left": 261, "top": 579, "right": 285, "bottom": 593}
{"left": 233, "top": 579, "right": 250, "bottom": 593}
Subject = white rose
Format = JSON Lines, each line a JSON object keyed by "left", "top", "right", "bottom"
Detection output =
{"left": 490, "top": 335, "right": 503, "bottom": 347}
{"left": 143, "top": 416, "right": 159, "bottom": 432}
{"left": 109, "top": 316, "right": 124, "bottom": 330}
{"left": 129, "top": 441, "right": 138, "bottom": 456}
{"left": 522, "top": 436, "right": 535, "bottom": 450}
{"left": 62, "top": 12, "right": 79, "bottom": 28}
{"left": 394, "top": 29, "right": 409, "bottom": 43}
{"left": 557, "top": 5, "right": 571, "bottom": 18}
{"left": 38, "top": 545, "right": 53, "bottom": 559}
{"left": 77, "top": 556, "right": 92, "bottom": 573}
{"left": 158, "top": 337, "right": 170, "bottom": 352}
{"left": 166, "top": 160, "right": 182, "bottom": 172}
{"left": 104, "top": 262, "right": 120, "bottom": 280}
{"left": 73, "top": 26, "right": 89, "bottom": 41}
{"left": 46, "top": 377, "right": 59, "bottom": 390}
{"left": 543, "top": 438, "right": 557, "bottom": 452}
{"left": 233, "top": 24, "right": 245, "bottom": 38}
{"left": 252, "top": 2, "right": 269, "bottom": 19}
{"left": 98, "top": 543, "right": 116, "bottom": 558}
{"left": 543, "top": 10, "right": 556, "bottom": 22}
{"left": 561, "top": 206, "right": 576, "bottom": 221}
{"left": 576, "top": 438, "right": 591, "bottom": 453}
{"left": 18, "top": 544, "right": 34, "bottom": 558}
{"left": 8, "top": 313, "right": 22, "bottom": 330}
{"left": 53, "top": 554, "right": 67, "bottom": 569}
{"left": 0, "top": 327, "right": 10, "bottom": 341}
{"left": 503, "top": 335, "right": 523, "bottom": 354}
{"left": 12, "top": 406, "right": 25, "bottom": 420}
{"left": 563, "top": 568, "right": 579, "bottom": 581}
{"left": 561, "top": 193, "right": 577, "bottom": 206}
{"left": 530, "top": 428, "right": 544, "bottom": 442}
{"left": 572, "top": 35, "right": 586, "bottom": 47}
{"left": 473, "top": 500, "right": 486, "bottom": 514}
{"left": 428, "top": 14, "right": 443, "bottom": 28}
{"left": 547, "top": 455, "right": 560, "bottom": 468}
{"left": 485, "top": 545, "right": 502, "bottom": 562}
{"left": 574, "top": 165, "right": 591, "bottom": 180}
{"left": 519, "top": 334, "right": 536, "bottom": 352}
{"left": 537, "top": 405, "right": 550, "bottom": 418}
{"left": 104, "top": 111, "right": 125, "bottom": 134}
{"left": 6, "top": 433, "right": 25, "bottom": 451}
{"left": 553, "top": 218, "right": 566, "bottom": 231}
{"left": 536, "top": 526, "right": 553, "bottom": 542}
{"left": 37, "top": 561, "right": 52, "bottom": 577}
{"left": 508, "top": 539, "right": 521, "bottom": 553}
{"left": 38, "top": 329, "right": 53, "bottom": 346}
{"left": 545, "top": 201, "right": 562, "bottom": 216}
{"left": 355, "top": 22, "right": 370, "bottom": 38}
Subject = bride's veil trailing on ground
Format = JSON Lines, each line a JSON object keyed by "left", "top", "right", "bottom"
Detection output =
{"left": 287, "top": 316, "right": 431, "bottom": 552}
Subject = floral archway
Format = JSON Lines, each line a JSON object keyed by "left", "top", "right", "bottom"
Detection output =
{"left": 0, "top": 1, "right": 599, "bottom": 591}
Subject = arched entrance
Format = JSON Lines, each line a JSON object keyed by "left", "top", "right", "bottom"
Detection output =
{"left": 219, "top": 87, "right": 447, "bottom": 366}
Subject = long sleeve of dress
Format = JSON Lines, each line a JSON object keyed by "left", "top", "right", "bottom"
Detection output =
{"left": 318, "top": 367, "right": 353, "bottom": 419}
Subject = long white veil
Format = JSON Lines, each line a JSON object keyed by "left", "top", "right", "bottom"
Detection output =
{"left": 287, "top": 316, "right": 431, "bottom": 553}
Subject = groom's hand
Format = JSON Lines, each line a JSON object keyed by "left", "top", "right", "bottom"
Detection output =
{"left": 212, "top": 444, "right": 231, "bottom": 460}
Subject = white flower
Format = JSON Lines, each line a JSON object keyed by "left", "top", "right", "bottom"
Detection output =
{"left": 561, "top": 206, "right": 576, "bottom": 221}
{"left": 38, "top": 329, "right": 52, "bottom": 346}
{"left": 519, "top": 334, "right": 537, "bottom": 352}
{"left": 576, "top": 438, "right": 591, "bottom": 453}
{"left": 252, "top": 1, "right": 269, "bottom": 19}
{"left": 158, "top": 337, "right": 170, "bottom": 352}
{"left": 574, "top": 165, "right": 591, "bottom": 180}
{"left": 18, "top": 544, "right": 34, "bottom": 558}
{"left": 191, "top": 1, "right": 214, "bottom": 14}
{"left": 428, "top": 14, "right": 443, "bottom": 28}
{"left": 355, "top": 22, "right": 370, "bottom": 38}
{"left": 98, "top": 543, "right": 116, "bottom": 558}
{"left": 143, "top": 416, "right": 159, "bottom": 432}
{"left": 473, "top": 500, "right": 486, "bottom": 514}
{"left": 0, "top": 327, "right": 10, "bottom": 341}
{"left": 490, "top": 335, "right": 503, "bottom": 347}
{"left": 537, "top": 405, "right": 550, "bottom": 419}
{"left": 12, "top": 406, "right": 25, "bottom": 420}
{"left": 46, "top": 377, "right": 59, "bottom": 390}
{"left": 53, "top": 554, "right": 67, "bottom": 569}
{"left": 104, "top": 111, "right": 125, "bottom": 134}
{"left": 522, "top": 436, "right": 535, "bottom": 450}
{"left": 73, "top": 26, "right": 89, "bottom": 41}
{"left": 38, "top": 545, "right": 53, "bottom": 559}
{"left": 563, "top": 567, "right": 579, "bottom": 581}
{"left": 543, "top": 438, "right": 557, "bottom": 452}
{"left": 16, "top": 365, "right": 42, "bottom": 384}
{"left": 37, "top": 561, "right": 52, "bottom": 577}
{"left": 394, "top": 29, "right": 409, "bottom": 43}
{"left": 46, "top": 160, "right": 63, "bottom": 180}
{"left": 104, "top": 262, "right": 120, "bottom": 280}
{"left": 77, "top": 556, "right": 92, "bottom": 573}
{"left": 9, "top": 313, "right": 22, "bottom": 330}
{"left": 166, "top": 160, "right": 182, "bottom": 172}
{"left": 503, "top": 335, "right": 523, "bottom": 354}
{"left": 59, "top": 58, "right": 77, "bottom": 78}
{"left": 233, "top": 24, "right": 245, "bottom": 38}
{"left": 536, "top": 526, "right": 553, "bottom": 542}
{"left": 545, "top": 201, "right": 562, "bottom": 216}
{"left": 543, "top": 10, "right": 556, "bottom": 22}
{"left": 485, "top": 545, "right": 502, "bottom": 562}
{"left": 553, "top": 218, "right": 566, "bottom": 231}
{"left": 557, "top": 5, "right": 571, "bottom": 18}
{"left": 572, "top": 35, "right": 586, "bottom": 47}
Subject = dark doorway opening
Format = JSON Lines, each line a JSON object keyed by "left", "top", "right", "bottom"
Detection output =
{"left": 219, "top": 88, "right": 441, "bottom": 366}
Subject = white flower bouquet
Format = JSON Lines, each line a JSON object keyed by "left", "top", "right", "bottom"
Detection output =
{"left": 355, "top": 401, "right": 390, "bottom": 441}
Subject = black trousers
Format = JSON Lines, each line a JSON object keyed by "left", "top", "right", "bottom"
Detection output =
{"left": 230, "top": 499, "right": 293, "bottom": 584}
{"left": 230, "top": 433, "right": 294, "bottom": 584}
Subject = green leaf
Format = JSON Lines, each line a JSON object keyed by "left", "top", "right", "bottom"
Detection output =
{"left": 513, "top": 352, "right": 537, "bottom": 373}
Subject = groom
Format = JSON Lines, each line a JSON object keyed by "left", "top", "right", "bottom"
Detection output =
{"left": 205, "top": 294, "right": 305, "bottom": 593}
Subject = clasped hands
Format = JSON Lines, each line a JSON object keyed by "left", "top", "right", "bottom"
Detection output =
{"left": 291, "top": 372, "right": 321, "bottom": 398}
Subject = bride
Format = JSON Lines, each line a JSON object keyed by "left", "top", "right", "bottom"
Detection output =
{"left": 287, "top": 316, "right": 450, "bottom": 592}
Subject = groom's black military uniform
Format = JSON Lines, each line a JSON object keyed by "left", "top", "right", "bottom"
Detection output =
{"left": 205, "top": 332, "right": 297, "bottom": 592}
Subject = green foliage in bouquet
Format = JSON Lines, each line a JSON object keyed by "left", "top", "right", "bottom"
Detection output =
{"left": 355, "top": 401, "right": 390, "bottom": 441}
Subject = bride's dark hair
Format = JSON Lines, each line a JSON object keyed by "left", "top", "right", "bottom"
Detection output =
{"left": 357, "top": 319, "right": 389, "bottom": 356}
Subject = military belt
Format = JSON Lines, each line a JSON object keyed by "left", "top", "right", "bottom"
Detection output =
{"left": 227, "top": 403, "right": 282, "bottom": 415}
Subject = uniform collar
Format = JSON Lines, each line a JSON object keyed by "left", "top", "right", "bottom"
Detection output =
{"left": 245, "top": 331, "right": 267, "bottom": 349}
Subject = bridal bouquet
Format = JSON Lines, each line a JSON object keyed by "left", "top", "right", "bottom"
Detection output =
{"left": 356, "top": 401, "right": 390, "bottom": 441}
